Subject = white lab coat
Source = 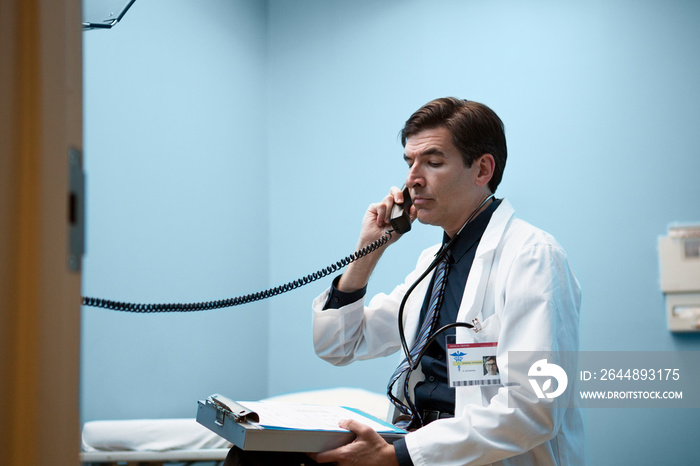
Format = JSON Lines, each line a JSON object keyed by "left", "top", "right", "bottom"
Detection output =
{"left": 312, "top": 199, "right": 585, "bottom": 466}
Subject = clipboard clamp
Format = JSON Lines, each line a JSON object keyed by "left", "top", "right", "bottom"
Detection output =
{"left": 207, "top": 394, "right": 260, "bottom": 426}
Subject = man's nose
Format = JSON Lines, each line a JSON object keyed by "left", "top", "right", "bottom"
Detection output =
{"left": 406, "top": 164, "right": 424, "bottom": 188}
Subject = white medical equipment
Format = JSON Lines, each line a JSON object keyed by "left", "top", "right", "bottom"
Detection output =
{"left": 659, "top": 224, "right": 700, "bottom": 331}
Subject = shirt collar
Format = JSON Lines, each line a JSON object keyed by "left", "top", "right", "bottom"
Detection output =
{"left": 442, "top": 198, "right": 502, "bottom": 264}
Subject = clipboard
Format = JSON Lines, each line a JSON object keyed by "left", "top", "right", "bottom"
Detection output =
{"left": 196, "top": 394, "right": 406, "bottom": 452}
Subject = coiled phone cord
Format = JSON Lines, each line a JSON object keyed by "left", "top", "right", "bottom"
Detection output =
{"left": 81, "top": 231, "right": 395, "bottom": 313}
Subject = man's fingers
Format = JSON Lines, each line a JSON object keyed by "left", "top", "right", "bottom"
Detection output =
{"left": 368, "top": 187, "right": 406, "bottom": 228}
{"left": 339, "top": 418, "right": 372, "bottom": 436}
{"left": 311, "top": 444, "right": 345, "bottom": 464}
{"left": 311, "top": 420, "right": 394, "bottom": 466}
{"left": 390, "top": 186, "right": 404, "bottom": 205}
{"left": 383, "top": 187, "right": 405, "bottom": 225}
{"left": 312, "top": 420, "right": 373, "bottom": 463}
{"left": 373, "top": 201, "right": 389, "bottom": 227}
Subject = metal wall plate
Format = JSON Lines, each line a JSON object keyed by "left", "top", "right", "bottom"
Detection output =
{"left": 68, "top": 147, "right": 85, "bottom": 271}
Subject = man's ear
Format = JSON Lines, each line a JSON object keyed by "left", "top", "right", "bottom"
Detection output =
{"left": 474, "top": 153, "right": 495, "bottom": 188}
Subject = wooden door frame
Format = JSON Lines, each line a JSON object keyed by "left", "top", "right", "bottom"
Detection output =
{"left": 0, "top": 0, "right": 83, "bottom": 464}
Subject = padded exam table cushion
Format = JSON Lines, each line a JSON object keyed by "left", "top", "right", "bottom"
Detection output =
{"left": 81, "top": 388, "right": 389, "bottom": 461}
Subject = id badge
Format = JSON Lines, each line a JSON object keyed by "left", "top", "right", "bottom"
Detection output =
{"left": 446, "top": 336, "right": 500, "bottom": 388}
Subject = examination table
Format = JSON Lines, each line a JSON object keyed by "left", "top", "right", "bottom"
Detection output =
{"left": 80, "top": 387, "right": 390, "bottom": 465}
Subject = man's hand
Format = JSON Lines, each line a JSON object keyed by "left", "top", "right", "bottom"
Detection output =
{"left": 337, "top": 187, "right": 415, "bottom": 293}
{"left": 309, "top": 419, "right": 400, "bottom": 466}
{"left": 358, "top": 186, "right": 414, "bottom": 247}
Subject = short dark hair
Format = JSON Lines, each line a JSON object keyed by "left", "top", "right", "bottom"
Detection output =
{"left": 400, "top": 97, "right": 507, "bottom": 193}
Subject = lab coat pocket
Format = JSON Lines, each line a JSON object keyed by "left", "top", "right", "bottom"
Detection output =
{"left": 474, "top": 314, "right": 501, "bottom": 343}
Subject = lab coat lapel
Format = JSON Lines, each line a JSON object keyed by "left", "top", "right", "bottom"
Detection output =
{"left": 456, "top": 199, "right": 515, "bottom": 325}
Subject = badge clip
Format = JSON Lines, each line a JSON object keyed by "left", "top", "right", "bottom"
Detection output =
{"left": 471, "top": 318, "right": 482, "bottom": 333}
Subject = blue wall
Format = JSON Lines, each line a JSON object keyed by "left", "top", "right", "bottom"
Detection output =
{"left": 82, "top": 0, "right": 269, "bottom": 421}
{"left": 265, "top": 1, "right": 700, "bottom": 465}
{"left": 83, "top": 0, "right": 700, "bottom": 464}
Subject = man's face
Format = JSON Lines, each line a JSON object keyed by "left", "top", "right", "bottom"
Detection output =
{"left": 485, "top": 359, "right": 498, "bottom": 375}
{"left": 403, "top": 126, "right": 483, "bottom": 237}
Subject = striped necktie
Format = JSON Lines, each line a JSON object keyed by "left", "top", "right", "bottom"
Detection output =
{"left": 387, "top": 249, "right": 451, "bottom": 421}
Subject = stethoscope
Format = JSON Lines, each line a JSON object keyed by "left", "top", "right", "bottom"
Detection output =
{"left": 392, "top": 193, "right": 495, "bottom": 427}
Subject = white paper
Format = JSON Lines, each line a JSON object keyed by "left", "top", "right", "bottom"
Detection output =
{"left": 239, "top": 401, "right": 399, "bottom": 433}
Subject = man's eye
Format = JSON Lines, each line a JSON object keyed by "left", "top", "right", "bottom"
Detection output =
{"left": 428, "top": 161, "right": 442, "bottom": 168}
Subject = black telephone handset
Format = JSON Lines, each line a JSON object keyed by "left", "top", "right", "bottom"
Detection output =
{"left": 390, "top": 186, "right": 412, "bottom": 234}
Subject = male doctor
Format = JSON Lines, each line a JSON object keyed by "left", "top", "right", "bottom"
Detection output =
{"left": 310, "top": 97, "right": 585, "bottom": 466}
